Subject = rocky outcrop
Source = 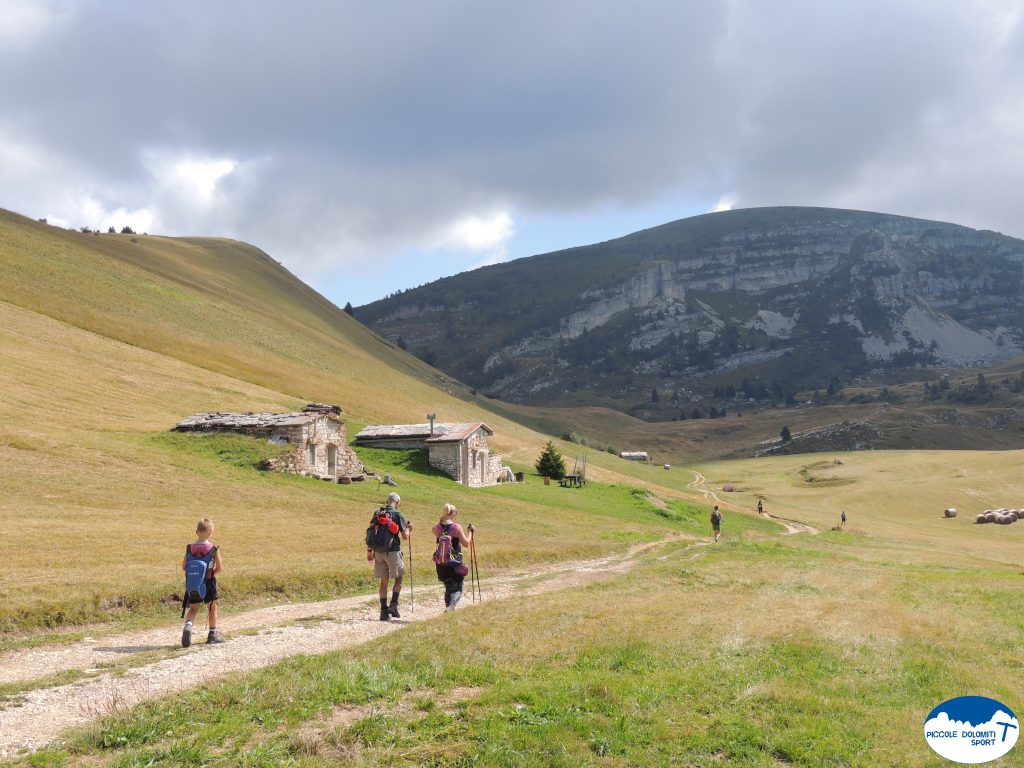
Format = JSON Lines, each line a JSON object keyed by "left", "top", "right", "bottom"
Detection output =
{"left": 560, "top": 262, "right": 686, "bottom": 339}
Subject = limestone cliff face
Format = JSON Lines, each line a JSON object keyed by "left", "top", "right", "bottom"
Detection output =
{"left": 359, "top": 207, "right": 1024, "bottom": 407}
{"left": 560, "top": 262, "right": 686, "bottom": 339}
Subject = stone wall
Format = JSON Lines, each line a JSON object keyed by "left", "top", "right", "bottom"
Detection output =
{"left": 336, "top": 445, "right": 364, "bottom": 479}
{"left": 258, "top": 417, "right": 365, "bottom": 481}
{"left": 428, "top": 443, "right": 462, "bottom": 483}
{"left": 485, "top": 453, "right": 510, "bottom": 484}
{"left": 298, "top": 418, "right": 341, "bottom": 477}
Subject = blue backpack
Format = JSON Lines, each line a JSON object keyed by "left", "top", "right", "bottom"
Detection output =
{"left": 181, "top": 545, "right": 218, "bottom": 617}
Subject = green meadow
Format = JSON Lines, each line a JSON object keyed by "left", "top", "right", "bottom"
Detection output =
{"left": 2, "top": 210, "right": 1023, "bottom": 765}
{"left": 14, "top": 516, "right": 1024, "bottom": 767}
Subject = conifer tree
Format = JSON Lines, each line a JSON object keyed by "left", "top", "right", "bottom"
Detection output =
{"left": 535, "top": 440, "right": 567, "bottom": 480}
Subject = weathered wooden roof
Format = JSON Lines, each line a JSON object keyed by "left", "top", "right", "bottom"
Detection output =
{"left": 425, "top": 422, "right": 492, "bottom": 442}
{"left": 354, "top": 422, "right": 492, "bottom": 443}
{"left": 354, "top": 423, "right": 435, "bottom": 441}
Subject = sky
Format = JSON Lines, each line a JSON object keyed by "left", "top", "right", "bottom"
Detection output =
{"left": 2, "top": 1, "right": 1023, "bottom": 306}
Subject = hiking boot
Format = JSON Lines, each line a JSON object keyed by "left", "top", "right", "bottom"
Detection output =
{"left": 181, "top": 624, "right": 192, "bottom": 648}
{"left": 388, "top": 599, "right": 400, "bottom": 618}
{"left": 207, "top": 629, "right": 225, "bottom": 644}
{"left": 379, "top": 606, "right": 391, "bottom": 621}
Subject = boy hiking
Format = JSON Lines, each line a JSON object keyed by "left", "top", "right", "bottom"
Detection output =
{"left": 711, "top": 505, "right": 723, "bottom": 542}
{"left": 432, "top": 504, "right": 474, "bottom": 612}
{"left": 366, "top": 492, "right": 412, "bottom": 621}
{"left": 181, "top": 518, "right": 224, "bottom": 647}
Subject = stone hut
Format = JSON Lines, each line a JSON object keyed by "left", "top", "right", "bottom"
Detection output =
{"left": 173, "top": 403, "right": 364, "bottom": 482}
{"left": 353, "top": 421, "right": 511, "bottom": 487}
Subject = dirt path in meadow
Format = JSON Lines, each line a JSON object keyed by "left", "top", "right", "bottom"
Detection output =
{"left": 687, "top": 471, "right": 820, "bottom": 536}
{"left": 0, "top": 535, "right": 691, "bottom": 758}
{"left": 0, "top": 481, "right": 820, "bottom": 759}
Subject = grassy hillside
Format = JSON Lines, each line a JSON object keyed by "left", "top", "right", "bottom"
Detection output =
{"left": 0, "top": 297, "right": 703, "bottom": 634}
{"left": 13, "top": 452, "right": 1024, "bottom": 766}
{"left": 3, "top": 208, "right": 1024, "bottom": 765}
{"left": 2, "top": 209, "right": 1021, "bottom": 623}
{"left": 0, "top": 210, "right": 708, "bottom": 633}
{"left": 0, "top": 209, "right": 531, "bottom": 451}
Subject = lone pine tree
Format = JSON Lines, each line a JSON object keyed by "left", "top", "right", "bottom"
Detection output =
{"left": 535, "top": 440, "right": 567, "bottom": 480}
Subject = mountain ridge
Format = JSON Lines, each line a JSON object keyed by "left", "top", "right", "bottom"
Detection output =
{"left": 359, "top": 206, "right": 1024, "bottom": 411}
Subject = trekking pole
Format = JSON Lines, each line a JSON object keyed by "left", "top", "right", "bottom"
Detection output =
{"left": 469, "top": 538, "right": 477, "bottom": 604}
{"left": 471, "top": 536, "right": 482, "bottom": 603}
{"left": 408, "top": 529, "right": 415, "bottom": 613}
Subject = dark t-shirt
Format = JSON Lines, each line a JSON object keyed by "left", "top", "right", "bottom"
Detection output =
{"left": 384, "top": 506, "right": 407, "bottom": 552}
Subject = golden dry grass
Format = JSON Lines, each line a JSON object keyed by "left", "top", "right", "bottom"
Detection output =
{"left": 3, "top": 207, "right": 1023, "bottom": 656}
{"left": 0, "top": 300, "right": 682, "bottom": 632}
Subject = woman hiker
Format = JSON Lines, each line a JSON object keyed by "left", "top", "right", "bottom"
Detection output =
{"left": 432, "top": 503, "right": 474, "bottom": 611}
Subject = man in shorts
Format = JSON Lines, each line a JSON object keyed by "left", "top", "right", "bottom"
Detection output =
{"left": 367, "top": 492, "right": 412, "bottom": 620}
{"left": 711, "top": 505, "right": 723, "bottom": 542}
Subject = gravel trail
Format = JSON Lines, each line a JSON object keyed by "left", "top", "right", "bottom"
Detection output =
{"left": 0, "top": 537, "right": 684, "bottom": 757}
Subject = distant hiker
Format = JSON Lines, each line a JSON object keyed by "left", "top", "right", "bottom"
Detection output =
{"left": 432, "top": 503, "right": 474, "bottom": 611}
{"left": 366, "top": 491, "right": 411, "bottom": 621}
{"left": 757, "top": 499, "right": 764, "bottom": 515}
{"left": 841, "top": 510, "right": 847, "bottom": 528}
{"left": 181, "top": 518, "right": 224, "bottom": 647}
{"left": 711, "top": 505, "right": 723, "bottom": 542}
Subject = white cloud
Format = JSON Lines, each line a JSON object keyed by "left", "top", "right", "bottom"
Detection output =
{"left": 0, "top": 0, "right": 70, "bottom": 49}
{"left": 712, "top": 195, "right": 738, "bottom": 212}
{"left": 145, "top": 152, "right": 238, "bottom": 207}
{"left": 78, "top": 194, "right": 157, "bottom": 233}
{"left": 440, "top": 212, "right": 517, "bottom": 252}
{"left": 43, "top": 194, "right": 157, "bottom": 233}
{"left": 430, "top": 212, "right": 517, "bottom": 268}
{"left": 4, "top": 1, "right": 1024, "bottom": 304}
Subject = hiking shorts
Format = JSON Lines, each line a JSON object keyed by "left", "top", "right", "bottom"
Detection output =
{"left": 435, "top": 562, "right": 467, "bottom": 587}
{"left": 201, "top": 577, "right": 219, "bottom": 604}
{"left": 373, "top": 550, "right": 404, "bottom": 580}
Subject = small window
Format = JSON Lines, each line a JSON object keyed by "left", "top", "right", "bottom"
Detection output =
{"left": 307, "top": 443, "right": 317, "bottom": 466}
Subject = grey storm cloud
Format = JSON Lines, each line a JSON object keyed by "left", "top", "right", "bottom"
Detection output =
{"left": 1, "top": 0, "right": 1023, "bottom": 283}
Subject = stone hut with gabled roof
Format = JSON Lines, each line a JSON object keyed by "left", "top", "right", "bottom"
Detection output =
{"left": 173, "top": 403, "right": 364, "bottom": 482}
{"left": 353, "top": 420, "right": 511, "bottom": 487}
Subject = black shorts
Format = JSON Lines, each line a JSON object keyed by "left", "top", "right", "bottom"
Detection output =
{"left": 435, "top": 563, "right": 467, "bottom": 587}
{"left": 201, "top": 577, "right": 219, "bottom": 604}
